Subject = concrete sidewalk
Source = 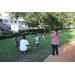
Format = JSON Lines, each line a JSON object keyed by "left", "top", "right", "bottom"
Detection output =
{"left": 44, "top": 41, "right": 75, "bottom": 62}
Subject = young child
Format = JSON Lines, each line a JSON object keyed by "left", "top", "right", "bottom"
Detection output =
{"left": 15, "top": 36, "right": 19, "bottom": 47}
{"left": 43, "top": 31, "right": 45, "bottom": 40}
{"left": 34, "top": 34, "right": 40, "bottom": 49}
{"left": 50, "top": 31, "right": 53, "bottom": 34}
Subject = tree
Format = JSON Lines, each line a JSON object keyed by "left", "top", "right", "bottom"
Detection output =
{"left": 0, "top": 13, "right": 2, "bottom": 16}
{"left": 8, "top": 12, "right": 75, "bottom": 28}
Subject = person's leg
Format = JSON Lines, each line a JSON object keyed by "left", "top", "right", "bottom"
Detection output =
{"left": 44, "top": 35, "right": 45, "bottom": 40}
{"left": 34, "top": 41, "right": 39, "bottom": 49}
{"left": 34, "top": 43, "right": 39, "bottom": 49}
{"left": 43, "top": 35, "right": 44, "bottom": 39}
{"left": 55, "top": 45, "right": 58, "bottom": 55}
{"left": 51, "top": 44, "right": 55, "bottom": 55}
{"left": 16, "top": 42, "right": 18, "bottom": 47}
{"left": 24, "top": 46, "right": 31, "bottom": 53}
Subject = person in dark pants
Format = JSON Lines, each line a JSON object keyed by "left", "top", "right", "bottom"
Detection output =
{"left": 15, "top": 36, "right": 19, "bottom": 47}
{"left": 50, "top": 28, "right": 59, "bottom": 55}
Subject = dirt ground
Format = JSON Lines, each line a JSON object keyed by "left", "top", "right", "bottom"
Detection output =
{"left": 44, "top": 41, "right": 75, "bottom": 62}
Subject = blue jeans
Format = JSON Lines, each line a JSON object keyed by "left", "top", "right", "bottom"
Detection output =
{"left": 52, "top": 44, "right": 58, "bottom": 55}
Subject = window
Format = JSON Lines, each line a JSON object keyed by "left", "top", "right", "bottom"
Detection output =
{"left": 19, "top": 21, "right": 21, "bottom": 23}
{"left": 7, "top": 20, "right": 8, "bottom": 23}
{"left": 4, "top": 20, "right": 7, "bottom": 22}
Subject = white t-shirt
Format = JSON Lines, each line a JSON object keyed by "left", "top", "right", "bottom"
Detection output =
{"left": 20, "top": 39, "right": 29, "bottom": 51}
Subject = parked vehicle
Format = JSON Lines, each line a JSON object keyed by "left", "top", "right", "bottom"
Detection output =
{"left": 0, "top": 28, "right": 9, "bottom": 31}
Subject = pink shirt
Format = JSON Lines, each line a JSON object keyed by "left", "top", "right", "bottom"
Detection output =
{"left": 50, "top": 33, "right": 59, "bottom": 45}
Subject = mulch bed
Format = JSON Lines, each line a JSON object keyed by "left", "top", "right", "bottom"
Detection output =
{"left": 44, "top": 41, "right": 75, "bottom": 62}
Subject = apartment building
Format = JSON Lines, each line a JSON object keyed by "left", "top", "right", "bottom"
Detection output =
{"left": 0, "top": 17, "right": 23, "bottom": 28}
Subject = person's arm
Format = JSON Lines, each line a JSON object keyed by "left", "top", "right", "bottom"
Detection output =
{"left": 50, "top": 34, "right": 53, "bottom": 38}
{"left": 38, "top": 36, "right": 41, "bottom": 39}
{"left": 35, "top": 38, "right": 36, "bottom": 41}
{"left": 26, "top": 41, "right": 29, "bottom": 47}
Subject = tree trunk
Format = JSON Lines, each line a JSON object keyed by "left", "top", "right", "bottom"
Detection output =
{"left": 61, "top": 26, "right": 62, "bottom": 28}
{"left": 68, "top": 24, "right": 69, "bottom": 28}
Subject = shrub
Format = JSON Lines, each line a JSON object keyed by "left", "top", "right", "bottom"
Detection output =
{"left": 21, "top": 32, "right": 30, "bottom": 35}
{"left": 45, "top": 28, "right": 49, "bottom": 31}
{"left": 18, "top": 29, "right": 42, "bottom": 34}
{"left": 18, "top": 30, "right": 26, "bottom": 34}
{"left": 6, "top": 34, "right": 13, "bottom": 38}
{"left": 31, "top": 32, "right": 37, "bottom": 34}
{"left": 13, "top": 32, "right": 21, "bottom": 37}
{"left": 1, "top": 31, "right": 13, "bottom": 35}
{"left": 45, "top": 30, "right": 50, "bottom": 33}
{"left": 0, "top": 35, "right": 6, "bottom": 40}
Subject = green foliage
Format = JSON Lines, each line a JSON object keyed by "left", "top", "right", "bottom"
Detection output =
{"left": 6, "top": 34, "right": 13, "bottom": 38}
{"left": 13, "top": 32, "right": 21, "bottom": 37}
{"left": 0, "top": 31, "right": 13, "bottom": 40}
{"left": 1, "top": 31, "right": 13, "bottom": 35}
{"left": 0, "top": 35, "right": 6, "bottom": 40}
{"left": 21, "top": 32, "right": 30, "bottom": 35}
{"left": 8, "top": 12, "right": 75, "bottom": 29}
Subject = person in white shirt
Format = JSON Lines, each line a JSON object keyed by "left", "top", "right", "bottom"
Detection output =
{"left": 20, "top": 36, "right": 31, "bottom": 53}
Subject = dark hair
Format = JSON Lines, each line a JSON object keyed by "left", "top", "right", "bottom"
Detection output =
{"left": 54, "top": 28, "right": 58, "bottom": 35}
{"left": 23, "top": 36, "right": 26, "bottom": 39}
{"left": 34, "top": 34, "right": 37, "bottom": 36}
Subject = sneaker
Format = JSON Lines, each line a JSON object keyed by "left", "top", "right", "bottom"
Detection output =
{"left": 34, "top": 47, "right": 36, "bottom": 49}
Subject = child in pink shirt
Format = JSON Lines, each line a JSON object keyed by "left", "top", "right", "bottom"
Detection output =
{"left": 50, "top": 28, "right": 59, "bottom": 55}
{"left": 43, "top": 31, "right": 45, "bottom": 40}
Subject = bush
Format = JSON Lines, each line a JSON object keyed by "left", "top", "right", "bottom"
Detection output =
{"left": 31, "top": 32, "right": 37, "bottom": 34}
{"left": 0, "top": 35, "right": 6, "bottom": 40}
{"left": 1, "top": 31, "right": 13, "bottom": 35}
{"left": 6, "top": 34, "right": 13, "bottom": 38}
{"left": 13, "top": 32, "right": 21, "bottom": 37}
{"left": 18, "top": 29, "right": 42, "bottom": 34}
{"left": 45, "top": 30, "right": 50, "bottom": 33}
{"left": 18, "top": 30, "right": 26, "bottom": 34}
{"left": 21, "top": 32, "right": 30, "bottom": 35}
{"left": 0, "top": 31, "right": 13, "bottom": 40}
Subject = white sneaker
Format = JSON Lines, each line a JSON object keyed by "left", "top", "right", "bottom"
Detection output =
{"left": 34, "top": 47, "right": 36, "bottom": 49}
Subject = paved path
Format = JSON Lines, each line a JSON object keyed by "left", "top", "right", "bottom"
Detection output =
{"left": 44, "top": 41, "right": 75, "bottom": 62}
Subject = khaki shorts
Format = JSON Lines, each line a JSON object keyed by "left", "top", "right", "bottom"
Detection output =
{"left": 27, "top": 46, "right": 31, "bottom": 50}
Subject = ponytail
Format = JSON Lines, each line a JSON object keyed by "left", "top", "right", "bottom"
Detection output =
{"left": 56, "top": 32, "right": 58, "bottom": 35}
{"left": 54, "top": 28, "right": 58, "bottom": 36}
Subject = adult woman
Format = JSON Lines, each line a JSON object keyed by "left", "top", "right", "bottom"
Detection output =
{"left": 50, "top": 28, "right": 59, "bottom": 55}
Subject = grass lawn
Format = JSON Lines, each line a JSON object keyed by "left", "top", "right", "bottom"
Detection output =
{"left": 0, "top": 29, "right": 75, "bottom": 62}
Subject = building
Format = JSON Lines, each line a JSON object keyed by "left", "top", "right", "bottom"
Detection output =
{"left": 0, "top": 17, "right": 23, "bottom": 28}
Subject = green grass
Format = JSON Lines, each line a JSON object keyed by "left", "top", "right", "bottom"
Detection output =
{"left": 0, "top": 29, "right": 75, "bottom": 62}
